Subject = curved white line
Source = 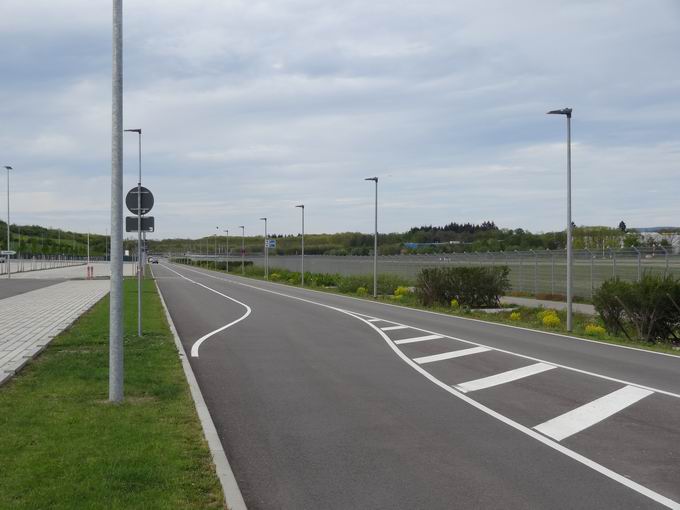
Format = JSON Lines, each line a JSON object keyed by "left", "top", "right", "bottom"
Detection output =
{"left": 162, "top": 264, "right": 252, "bottom": 357}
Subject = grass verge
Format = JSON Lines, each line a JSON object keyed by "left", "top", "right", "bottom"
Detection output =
{"left": 175, "top": 260, "right": 679, "bottom": 356}
{"left": 0, "top": 278, "right": 224, "bottom": 509}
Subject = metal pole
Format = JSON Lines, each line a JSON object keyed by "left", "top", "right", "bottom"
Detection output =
{"left": 566, "top": 113, "right": 573, "bottom": 331}
{"left": 530, "top": 249, "right": 537, "bottom": 295}
{"left": 586, "top": 248, "right": 594, "bottom": 299}
{"left": 240, "top": 226, "right": 245, "bottom": 274}
{"left": 260, "top": 218, "right": 268, "bottom": 279}
{"left": 136, "top": 131, "right": 142, "bottom": 337}
{"left": 296, "top": 205, "right": 304, "bottom": 286}
{"left": 226, "top": 230, "right": 229, "bottom": 271}
{"left": 215, "top": 227, "right": 218, "bottom": 269}
{"left": 109, "top": 0, "right": 124, "bottom": 402}
{"left": 5, "top": 166, "right": 10, "bottom": 279}
{"left": 365, "top": 177, "right": 378, "bottom": 297}
{"left": 634, "top": 247, "right": 641, "bottom": 281}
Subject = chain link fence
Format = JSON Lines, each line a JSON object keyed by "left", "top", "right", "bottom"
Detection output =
{"left": 237, "top": 247, "right": 678, "bottom": 299}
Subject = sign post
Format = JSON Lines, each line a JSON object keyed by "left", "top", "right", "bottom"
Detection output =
{"left": 126, "top": 185, "right": 154, "bottom": 338}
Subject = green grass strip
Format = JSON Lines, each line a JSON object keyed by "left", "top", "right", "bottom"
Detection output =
{"left": 0, "top": 278, "right": 224, "bottom": 509}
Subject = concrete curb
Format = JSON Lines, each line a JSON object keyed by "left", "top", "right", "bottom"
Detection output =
{"left": 153, "top": 278, "right": 247, "bottom": 510}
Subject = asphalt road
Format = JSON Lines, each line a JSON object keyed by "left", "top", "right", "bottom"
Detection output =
{"left": 0, "top": 279, "right": 61, "bottom": 300}
{"left": 153, "top": 262, "right": 680, "bottom": 509}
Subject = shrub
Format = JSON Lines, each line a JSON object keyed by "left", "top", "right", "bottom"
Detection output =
{"left": 585, "top": 324, "right": 606, "bottom": 337}
{"left": 542, "top": 314, "right": 561, "bottom": 328}
{"left": 415, "top": 266, "right": 510, "bottom": 308}
{"left": 356, "top": 287, "right": 368, "bottom": 297}
{"left": 450, "top": 298, "right": 460, "bottom": 310}
{"left": 509, "top": 312, "right": 521, "bottom": 321}
{"left": 394, "top": 286, "right": 412, "bottom": 297}
{"left": 536, "top": 309, "right": 557, "bottom": 321}
{"left": 593, "top": 275, "right": 680, "bottom": 344}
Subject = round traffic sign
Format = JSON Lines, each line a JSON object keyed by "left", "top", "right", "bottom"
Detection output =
{"left": 126, "top": 186, "right": 154, "bottom": 215}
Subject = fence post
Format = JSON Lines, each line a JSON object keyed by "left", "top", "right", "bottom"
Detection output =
{"left": 515, "top": 250, "right": 523, "bottom": 292}
{"left": 611, "top": 248, "right": 616, "bottom": 277}
{"left": 633, "top": 246, "right": 641, "bottom": 281}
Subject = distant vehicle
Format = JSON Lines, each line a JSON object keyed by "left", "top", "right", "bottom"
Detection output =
{"left": 148, "top": 256, "right": 158, "bottom": 264}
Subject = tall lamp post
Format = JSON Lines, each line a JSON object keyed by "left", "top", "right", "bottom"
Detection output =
{"left": 4, "top": 166, "right": 12, "bottom": 279}
{"left": 365, "top": 177, "right": 378, "bottom": 297}
{"left": 110, "top": 0, "right": 124, "bottom": 402}
{"left": 295, "top": 204, "right": 305, "bottom": 286}
{"left": 547, "top": 107, "right": 573, "bottom": 332}
{"left": 124, "top": 128, "right": 143, "bottom": 338}
{"left": 215, "top": 227, "right": 219, "bottom": 269}
{"left": 239, "top": 226, "right": 245, "bottom": 275}
{"left": 260, "top": 217, "right": 268, "bottom": 280}
{"left": 223, "top": 229, "right": 229, "bottom": 271}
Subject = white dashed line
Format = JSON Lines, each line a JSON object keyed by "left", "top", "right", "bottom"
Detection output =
{"left": 454, "top": 362, "right": 556, "bottom": 393}
{"left": 414, "top": 346, "right": 490, "bottom": 365}
{"left": 381, "top": 325, "right": 409, "bottom": 331}
{"left": 534, "top": 385, "right": 654, "bottom": 441}
{"left": 394, "top": 334, "right": 443, "bottom": 345}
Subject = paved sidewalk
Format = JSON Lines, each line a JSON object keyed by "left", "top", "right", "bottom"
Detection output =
{"left": 500, "top": 296, "right": 596, "bottom": 316}
{"left": 0, "top": 280, "right": 110, "bottom": 386}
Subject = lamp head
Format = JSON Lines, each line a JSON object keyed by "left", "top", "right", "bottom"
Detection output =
{"left": 124, "top": 128, "right": 142, "bottom": 134}
{"left": 365, "top": 177, "right": 378, "bottom": 182}
{"left": 295, "top": 204, "right": 304, "bottom": 209}
{"left": 547, "top": 108, "right": 572, "bottom": 118}
{"left": 260, "top": 217, "right": 267, "bottom": 221}
{"left": 3, "top": 166, "right": 12, "bottom": 170}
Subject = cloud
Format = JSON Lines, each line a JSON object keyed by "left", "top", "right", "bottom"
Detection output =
{"left": 0, "top": 0, "right": 678, "bottom": 238}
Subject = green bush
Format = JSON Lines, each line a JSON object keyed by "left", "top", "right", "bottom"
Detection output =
{"left": 415, "top": 266, "right": 510, "bottom": 308}
{"left": 356, "top": 287, "right": 368, "bottom": 296}
{"left": 336, "top": 273, "right": 410, "bottom": 295}
{"left": 593, "top": 275, "right": 680, "bottom": 344}
{"left": 509, "top": 311, "right": 521, "bottom": 321}
{"left": 585, "top": 324, "right": 606, "bottom": 337}
{"left": 450, "top": 298, "right": 460, "bottom": 309}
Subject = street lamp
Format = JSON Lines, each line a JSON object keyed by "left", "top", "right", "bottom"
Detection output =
{"left": 260, "top": 217, "right": 268, "bottom": 280}
{"left": 365, "top": 177, "right": 378, "bottom": 297}
{"left": 215, "top": 226, "right": 219, "bottom": 269}
{"left": 125, "top": 128, "right": 143, "bottom": 338}
{"left": 4, "top": 165, "right": 12, "bottom": 279}
{"left": 295, "top": 205, "right": 305, "bottom": 286}
{"left": 223, "top": 229, "right": 229, "bottom": 271}
{"left": 547, "top": 107, "right": 573, "bottom": 331}
{"left": 239, "top": 226, "right": 245, "bottom": 275}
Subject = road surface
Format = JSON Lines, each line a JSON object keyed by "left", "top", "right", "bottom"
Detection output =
{"left": 153, "top": 262, "right": 680, "bottom": 509}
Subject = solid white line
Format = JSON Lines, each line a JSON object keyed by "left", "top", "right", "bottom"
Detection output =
{"left": 168, "top": 263, "right": 680, "bottom": 509}
{"left": 534, "top": 385, "right": 654, "bottom": 441}
{"left": 367, "top": 318, "right": 383, "bottom": 322}
{"left": 414, "top": 346, "right": 490, "bottom": 365}
{"left": 394, "top": 334, "right": 443, "bottom": 345}
{"left": 151, "top": 268, "right": 247, "bottom": 510}
{"left": 174, "top": 264, "right": 680, "bottom": 400}
{"left": 381, "top": 325, "right": 409, "bottom": 331}
{"left": 162, "top": 264, "right": 252, "bottom": 358}
{"left": 455, "top": 363, "right": 556, "bottom": 393}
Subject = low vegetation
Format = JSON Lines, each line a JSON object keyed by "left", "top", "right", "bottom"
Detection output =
{"left": 415, "top": 266, "right": 510, "bottom": 308}
{"left": 0, "top": 278, "right": 224, "bottom": 509}
{"left": 593, "top": 274, "right": 680, "bottom": 346}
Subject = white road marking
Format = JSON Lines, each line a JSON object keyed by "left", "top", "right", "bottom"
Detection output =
{"left": 534, "top": 385, "right": 654, "bottom": 441}
{"left": 161, "top": 264, "right": 252, "bottom": 358}
{"left": 381, "top": 325, "right": 409, "bottom": 331}
{"left": 167, "top": 263, "right": 680, "bottom": 509}
{"left": 394, "top": 334, "right": 443, "bottom": 345}
{"left": 367, "top": 318, "right": 382, "bottom": 322}
{"left": 454, "top": 363, "right": 556, "bottom": 393}
{"left": 414, "top": 346, "right": 490, "bottom": 365}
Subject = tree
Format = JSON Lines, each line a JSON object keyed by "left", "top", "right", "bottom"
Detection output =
{"left": 618, "top": 221, "right": 627, "bottom": 233}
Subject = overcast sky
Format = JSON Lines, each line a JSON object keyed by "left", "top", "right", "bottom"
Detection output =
{"left": 1, "top": 0, "right": 679, "bottom": 239}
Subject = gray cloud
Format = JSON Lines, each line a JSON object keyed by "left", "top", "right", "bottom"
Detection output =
{"left": 0, "top": 0, "right": 679, "bottom": 238}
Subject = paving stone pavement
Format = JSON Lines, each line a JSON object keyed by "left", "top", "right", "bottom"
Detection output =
{"left": 11, "top": 261, "right": 135, "bottom": 280}
{"left": 0, "top": 280, "right": 110, "bottom": 386}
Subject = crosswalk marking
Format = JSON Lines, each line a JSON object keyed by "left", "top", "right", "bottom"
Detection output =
{"left": 454, "top": 362, "right": 556, "bottom": 393}
{"left": 394, "top": 334, "right": 443, "bottom": 345}
{"left": 534, "top": 385, "right": 654, "bottom": 441}
{"left": 381, "top": 325, "right": 409, "bottom": 331}
{"left": 414, "top": 346, "right": 490, "bottom": 365}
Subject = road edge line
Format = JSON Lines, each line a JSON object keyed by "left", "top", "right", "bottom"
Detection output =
{"left": 153, "top": 275, "right": 247, "bottom": 510}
